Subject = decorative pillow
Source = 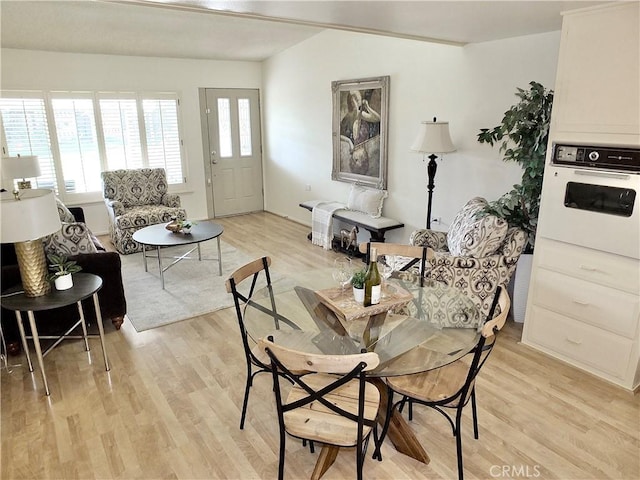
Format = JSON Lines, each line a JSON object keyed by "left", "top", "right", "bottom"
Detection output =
{"left": 56, "top": 198, "right": 76, "bottom": 223}
{"left": 447, "top": 197, "right": 508, "bottom": 257}
{"left": 346, "top": 184, "right": 388, "bottom": 218}
{"left": 43, "top": 222, "right": 99, "bottom": 257}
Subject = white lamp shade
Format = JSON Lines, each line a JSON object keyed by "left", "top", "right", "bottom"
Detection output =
{"left": 410, "top": 120, "right": 456, "bottom": 154}
{"left": 1, "top": 155, "right": 41, "bottom": 180}
{"left": 1, "top": 189, "right": 61, "bottom": 243}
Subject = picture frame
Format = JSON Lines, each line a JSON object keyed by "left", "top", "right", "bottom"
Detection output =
{"left": 332, "top": 76, "right": 390, "bottom": 189}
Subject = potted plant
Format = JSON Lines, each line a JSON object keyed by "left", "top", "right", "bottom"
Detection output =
{"left": 477, "top": 81, "right": 554, "bottom": 253}
{"left": 477, "top": 81, "right": 554, "bottom": 321}
{"left": 181, "top": 220, "right": 196, "bottom": 234}
{"left": 46, "top": 253, "right": 82, "bottom": 290}
{"left": 351, "top": 269, "right": 366, "bottom": 303}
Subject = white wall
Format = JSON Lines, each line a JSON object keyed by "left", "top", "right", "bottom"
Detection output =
{"left": 262, "top": 29, "right": 561, "bottom": 242}
{"left": 1, "top": 30, "right": 560, "bottom": 240}
{"left": 0, "top": 48, "right": 262, "bottom": 234}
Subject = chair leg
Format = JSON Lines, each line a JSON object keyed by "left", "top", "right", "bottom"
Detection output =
{"left": 357, "top": 438, "right": 364, "bottom": 480}
{"left": 278, "top": 434, "right": 286, "bottom": 480}
{"left": 373, "top": 387, "right": 394, "bottom": 461}
{"left": 239, "top": 365, "right": 253, "bottom": 430}
{"left": 455, "top": 407, "right": 465, "bottom": 480}
{"left": 471, "top": 388, "right": 479, "bottom": 439}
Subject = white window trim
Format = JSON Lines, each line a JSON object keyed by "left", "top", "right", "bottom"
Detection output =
{"left": 0, "top": 89, "right": 187, "bottom": 205}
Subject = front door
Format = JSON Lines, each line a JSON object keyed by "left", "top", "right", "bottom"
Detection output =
{"left": 201, "top": 88, "right": 263, "bottom": 217}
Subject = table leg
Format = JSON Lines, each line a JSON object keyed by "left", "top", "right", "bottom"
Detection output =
{"left": 311, "top": 445, "right": 339, "bottom": 480}
{"left": 26, "top": 310, "right": 50, "bottom": 396}
{"left": 14, "top": 311, "right": 33, "bottom": 372}
{"left": 77, "top": 301, "right": 90, "bottom": 352}
{"left": 92, "top": 293, "right": 110, "bottom": 371}
{"left": 370, "top": 378, "right": 430, "bottom": 464}
{"left": 157, "top": 246, "right": 165, "bottom": 290}
{"left": 142, "top": 244, "right": 148, "bottom": 272}
{"left": 362, "top": 312, "right": 386, "bottom": 350}
{"left": 216, "top": 236, "right": 222, "bottom": 275}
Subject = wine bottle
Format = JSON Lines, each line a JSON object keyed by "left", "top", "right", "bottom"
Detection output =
{"left": 364, "top": 247, "right": 382, "bottom": 306}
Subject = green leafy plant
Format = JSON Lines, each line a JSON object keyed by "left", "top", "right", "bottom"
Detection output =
{"left": 477, "top": 81, "right": 554, "bottom": 252}
{"left": 179, "top": 219, "right": 197, "bottom": 230}
{"left": 351, "top": 269, "right": 366, "bottom": 289}
{"left": 46, "top": 253, "right": 82, "bottom": 281}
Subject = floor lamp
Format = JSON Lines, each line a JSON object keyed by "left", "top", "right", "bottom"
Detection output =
{"left": 410, "top": 118, "right": 456, "bottom": 229}
{"left": 0, "top": 189, "right": 61, "bottom": 297}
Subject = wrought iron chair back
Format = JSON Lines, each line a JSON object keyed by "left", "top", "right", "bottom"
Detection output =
{"left": 225, "top": 256, "right": 280, "bottom": 429}
{"left": 377, "top": 286, "right": 510, "bottom": 480}
{"left": 358, "top": 242, "right": 433, "bottom": 286}
{"left": 260, "top": 337, "right": 381, "bottom": 480}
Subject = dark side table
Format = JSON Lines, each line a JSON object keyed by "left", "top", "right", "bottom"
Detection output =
{"left": 0, "top": 273, "right": 110, "bottom": 396}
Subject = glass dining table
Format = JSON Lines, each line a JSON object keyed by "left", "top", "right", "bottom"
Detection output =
{"left": 243, "top": 267, "right": 484, "bottom": 476}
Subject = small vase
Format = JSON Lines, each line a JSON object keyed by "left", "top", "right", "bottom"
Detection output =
{"left": 182, "top": 226, "right": 191, "bottom": 234}
{"left": 165, "top": 219, "right": 181, "bottom": 233}
{"left": 353, "top": 287, "right": 364, "bottom": 304}
{"left": 54, "top": 273, "right": 73, "bottom": 291}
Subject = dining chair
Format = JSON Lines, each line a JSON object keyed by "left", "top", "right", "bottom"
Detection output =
{"left": 259, "top": 337, "right": 381, "bottom": 480}
{"left": 375, "top": 285, "right": 510, "bottom": 480}
{"left": 358, "top": 242, "right": 433, "bottom": 286}
{"left": 225, "top": 256, "right": 280, "bottom": 430}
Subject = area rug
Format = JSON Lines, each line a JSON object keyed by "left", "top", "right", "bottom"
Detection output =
{"left": 119, "top": 240, "right": 254, "bottom": 332}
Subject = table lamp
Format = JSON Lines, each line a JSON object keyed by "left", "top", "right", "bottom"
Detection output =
{"left": 411, "top": 118, "right": 456, "bottom": 229}
{"left": 2, "top": 155, "right": 41, "bottom": 196}
{"left": 1, "top": 189, "right": 61, "bottom": 297}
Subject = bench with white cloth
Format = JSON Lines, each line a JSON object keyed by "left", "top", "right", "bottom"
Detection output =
{"left": 310, "top": 201, "right": 344, "bottom": 249}
{"left": 301, "top": 200, "right": 404, "bottom": 248}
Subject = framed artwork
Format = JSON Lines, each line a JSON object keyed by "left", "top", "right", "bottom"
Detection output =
{"left": 332, "top": 76, "right": 390, "bottom": 189}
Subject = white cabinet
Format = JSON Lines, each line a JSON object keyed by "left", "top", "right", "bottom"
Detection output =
{"left": 552, "top": 2, "right": 640, "bottom": 145}
{"left": 522, "top": 3, "right": 640, "bottom": 391}
{"left": 523, "top": 239, "right": 640, "bottom": 389}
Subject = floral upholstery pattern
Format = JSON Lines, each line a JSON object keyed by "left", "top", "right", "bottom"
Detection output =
{"left": 393, "top": 271, "right": 485, "bottom": 330}
{"left": 410, "top": 198, "right": 526, "bottom": 319}
{"left": 56, "top": 198, "right": 76, "bottom": 223}
{"left": 101, "top": 168, "right": 186, "bottom": 254}
{"left": 446, "top": 197, "right": 508, "bottom": 257}
{"left": 44, "top": 222, "right": 99, "bottom": 256}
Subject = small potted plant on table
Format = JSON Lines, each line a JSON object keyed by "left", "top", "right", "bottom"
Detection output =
{"left": 46, "top": 253, "right": 82, "bottom": 290}
{"left": 351, "top": 269, "right": 366, "bottom": 304}
{"left": 181, "top": 220, "right": 196, "bottom": 234}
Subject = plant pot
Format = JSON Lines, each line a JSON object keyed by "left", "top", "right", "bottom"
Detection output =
{"left": 353, "top": 286, "right": 364, "bottom": 304}
{"left": 54, "top": 273, "right": 73, "bottom": 291}
{"left": 512, "top": 253, "right": 533, "bottom": 323}
{"left": 182, "top": 227, "right": 192, "bottom": 234}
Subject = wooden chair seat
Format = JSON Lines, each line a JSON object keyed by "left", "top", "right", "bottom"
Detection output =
{"left": 386, "top": 357, "right": 472, "bottom": 407}
{"left": 285, "top": 373, "right": 380, "bottom": 446}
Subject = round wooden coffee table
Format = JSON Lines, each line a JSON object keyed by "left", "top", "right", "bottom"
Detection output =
{"left": 132, "top": 221, "right": 224, "bottom": 289}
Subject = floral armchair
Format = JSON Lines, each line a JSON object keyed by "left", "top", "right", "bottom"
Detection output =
{"left": 410, "top": 197, "right": 526, "bottom": 319}
{"left": 101, "top": 168, "right": 187, "bottom": 255}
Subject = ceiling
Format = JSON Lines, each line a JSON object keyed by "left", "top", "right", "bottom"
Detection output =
{"left": 0, "top": 0, "right": 607, "bottom": 62}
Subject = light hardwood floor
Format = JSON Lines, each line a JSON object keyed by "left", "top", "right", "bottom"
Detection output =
{"left": 2, "top": 212, "right": 639, "bottom": 479}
